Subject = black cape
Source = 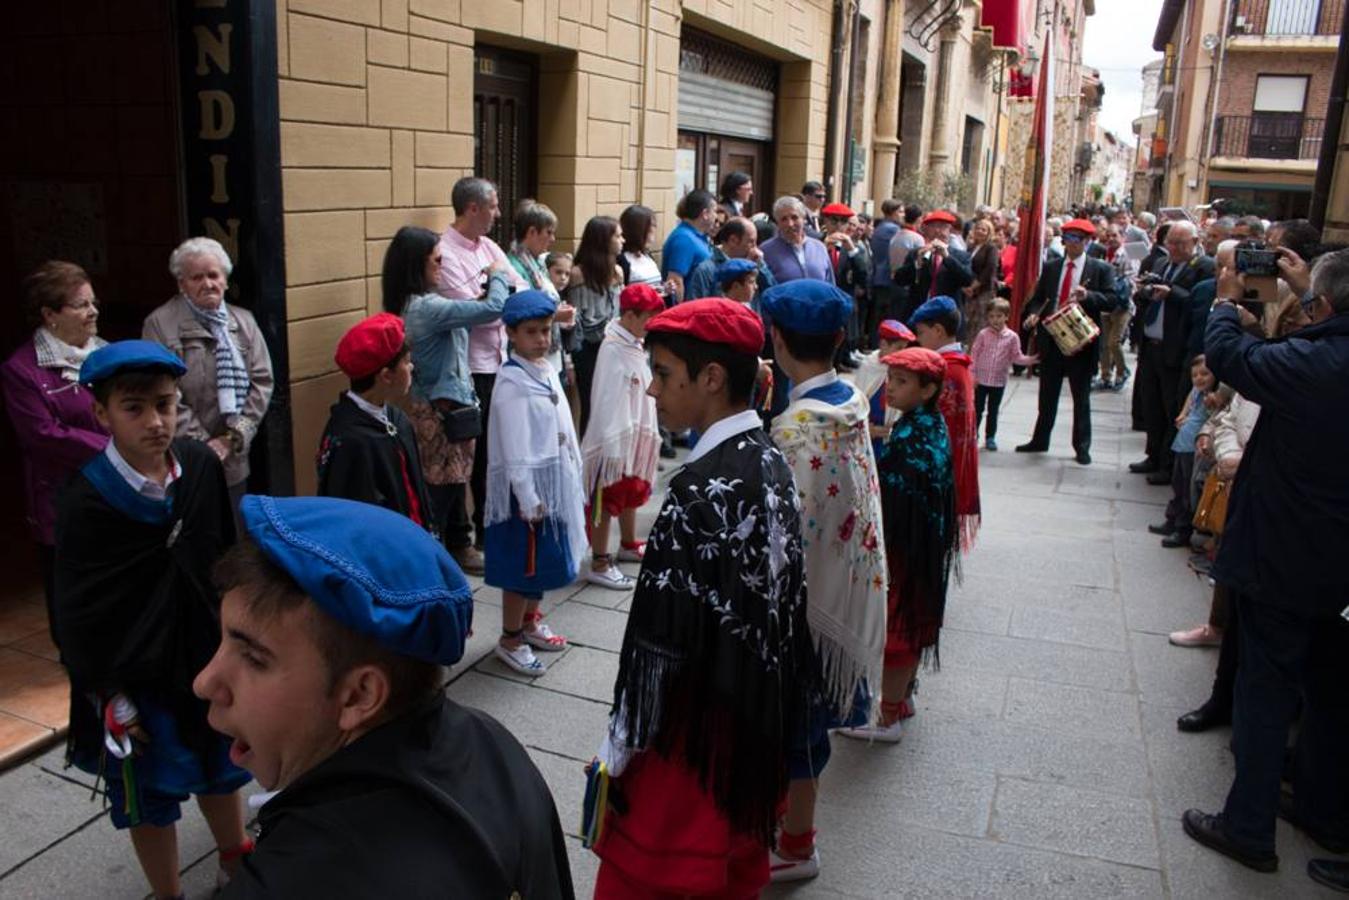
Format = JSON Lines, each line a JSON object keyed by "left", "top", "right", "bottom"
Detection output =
{"left": 316, "top": 394, "right": 433, "bottom": 529}
{"left": 54, "top": 438, "right": 235, "bottom": 759}
{"left": 222, "top": 697, "right": 575, "bottom": 900}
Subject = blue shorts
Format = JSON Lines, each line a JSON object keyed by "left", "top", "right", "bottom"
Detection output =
{"left": 82, "top": 695, "right": 250, "bottom": 829}
{"left": 787, "top": 684, "right": 872, "bottom": 780}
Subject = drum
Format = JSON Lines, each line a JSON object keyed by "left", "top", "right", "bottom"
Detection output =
{"left": 1042, "top": 303, "right": 1100, "bottom": 356}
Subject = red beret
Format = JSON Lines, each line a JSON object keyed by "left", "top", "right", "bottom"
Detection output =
{"left": 921, "top": 209, "right": 958, "bottom": 226}
{"left": 877, "top": 319, "right": 916, "bottom": 343}
{"left": 335, "top": 313, "right": 406, "bottom": 380}
{"left": 645, "top": 297, "right": 763, "bottom": 356}
{"left": 1062, "top": 218, "right": 1097, "bottom": 237}
{"left": 620, "top": 283, "right": 665, "bottom": 313}
{"left": 881, "top": 346, "right": 946, "bottom": 381}
{"left": 820, "top": 202, "right": 855, "bottom": 218}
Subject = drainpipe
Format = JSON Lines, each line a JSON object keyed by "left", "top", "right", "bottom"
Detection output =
{"left": 1201, "top": 0, "right": 1233, "bottom": 199}
{"left": 824, "top": 0, "right": 847, "bottom": 195}
{"left": 635, "top": 0, "right": 650, "bottom": 201}
{"left": 842, "top": 1, "right": 863, "bottom": 204}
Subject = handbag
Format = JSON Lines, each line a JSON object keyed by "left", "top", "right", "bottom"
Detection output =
{"left": 1192, "top": 470, "right": 1230, "bottom": 536}
{"left": 435, "top": 401, "right": 481, "bottom": 442}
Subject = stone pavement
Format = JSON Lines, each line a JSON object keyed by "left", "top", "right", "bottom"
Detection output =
{"left": 0, "top": 372, "right": 1340, "bottom": 898}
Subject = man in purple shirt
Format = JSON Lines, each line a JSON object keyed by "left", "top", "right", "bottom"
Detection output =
{"left": 437, "top": 177, "right": 527, "bottom": 571}
{"left": 760, "top": 195, "right": 835, "bottom": 286}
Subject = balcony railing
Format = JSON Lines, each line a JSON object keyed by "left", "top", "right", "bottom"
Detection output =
{"left": 1213, "top": 115, "right": 1324, "bottom": 159}
{"left": 1231, "top": 0, "right": 1343, "bottom": 36}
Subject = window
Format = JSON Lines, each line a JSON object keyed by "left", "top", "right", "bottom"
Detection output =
{"left": 1253, "top": 75, "right": 1308, "bottom": 113}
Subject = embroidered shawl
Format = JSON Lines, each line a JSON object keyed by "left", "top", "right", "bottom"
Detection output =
{"left": 580, "top": 320, "right": 660, "bottom": 498}
{"left": 937, "top": 350, "right": 981, "bottom": 549}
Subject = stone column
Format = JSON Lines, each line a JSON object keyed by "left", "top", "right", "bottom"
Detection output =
{"left": 927, "top": 16, "right": 962, "bottom": 177}
{"left": 871, "top": 0, "right": 905, "bottom": 204}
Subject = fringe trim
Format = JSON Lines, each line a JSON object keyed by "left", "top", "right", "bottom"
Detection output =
{"left": 484, "top": 460, "right": 582, "bottom": 528}
{"left": 812, "top": 629, "right": 882, "bottom": 725}
{"left": 582, "top": 429, "right": 661, "bottom": 494}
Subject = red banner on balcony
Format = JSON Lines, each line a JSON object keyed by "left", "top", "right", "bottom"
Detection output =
{"left": 981, "top": 0, "right": 1026, "bottom": 50}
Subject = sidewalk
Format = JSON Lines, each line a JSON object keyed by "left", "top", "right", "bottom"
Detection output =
{"left": 0, "top": 373, "right": 1339, "bottom": 898}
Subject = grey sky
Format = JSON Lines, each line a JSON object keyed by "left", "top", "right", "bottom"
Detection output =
{"left": 1083, "top": 0, "right": 1166, "bottom": 145}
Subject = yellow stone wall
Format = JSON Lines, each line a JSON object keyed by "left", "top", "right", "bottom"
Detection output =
{"left": 275, "top": 0, "right": 836, "bottom": 494}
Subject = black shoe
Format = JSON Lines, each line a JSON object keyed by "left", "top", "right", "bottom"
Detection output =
{"left": 1146, "top": 470, "right": 1171, "bottom": 485}
{"left": 1015, "top": 442, "right": 1049, "bottom": 453}
{"left": 1278, "top": 790, "right": 1349, "bottom": 854}
{"left": 1161, "top": 533, "right": 1191, "bottom": 548}
{"left": 1308, "top": 859, "right": 1349, "bottom": 893}
{"left": 1181, "top": 809, "right": 1278, "bottom": 873}
{"left": 1129, "top": 459, "right": 1158, "bottom": 474}
{"left": 1148, "top": 522, "right": 1176, "bottom": 536}
{"left": 1177, "top": 703, "right": 1230, "bottom": 733}
{"left": 1075, "top": 449, "right": 1091, "bottom": 465}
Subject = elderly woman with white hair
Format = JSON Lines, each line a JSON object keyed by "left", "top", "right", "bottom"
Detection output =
{"left": 142, "top": 237, "right": 274, "bottom": 510}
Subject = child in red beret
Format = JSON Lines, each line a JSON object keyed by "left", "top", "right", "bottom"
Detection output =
{"left": 579, "top": 284, "right": 664, "bottom": 590}
{"left": 588, "top": 297, "right": 817, "bottom": 899}
{"left": 317, "top": 313, "right": 433, "bottom": 528}
{"left": 838, "top": 347, "right": 959, "bottom": 744}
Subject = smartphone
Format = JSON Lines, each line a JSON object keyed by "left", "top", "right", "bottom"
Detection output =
{"left": 1235, "top": 247, "right": 1280, "bottom": 278}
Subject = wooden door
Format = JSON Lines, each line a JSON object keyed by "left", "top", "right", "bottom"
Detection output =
{"left": 474, "top": 47, "right": 537, "bottom": 248}
{"left": 718, "top": 139, "right": 769, "bottom": 217}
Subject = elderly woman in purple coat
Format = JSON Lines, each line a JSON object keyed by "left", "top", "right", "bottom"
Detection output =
{"left": 0, "top": 261, "right": 109, "bottom": 642}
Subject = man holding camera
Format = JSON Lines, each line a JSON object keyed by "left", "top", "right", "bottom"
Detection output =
{"left": 1129, "top": 220, "right": 1214, "bottom": 484}
{"left": 894, "top": 210, "right": 974, "bottom": 319}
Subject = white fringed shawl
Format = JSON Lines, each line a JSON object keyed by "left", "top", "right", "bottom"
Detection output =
{"left": 485, "top": 354, "right": 589, "bottom": 567}
{"left": 580, "top": 320, "right": 660, "bottom": 497}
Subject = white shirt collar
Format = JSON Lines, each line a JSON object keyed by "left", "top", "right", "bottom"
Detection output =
{"left": 610, "top": 321, "right": 641, "bottom": 347}
{"left": 685, "top": 409, "right": 763, "bottom": 466}
{"left": 937, "top": 341, "right": 963, "bottom": 354}
{"left": 105, "top": 440, "right": 180, "bottom": 501}
{"left": 346, "top": 390, "right": 391, "bottom": 428}
{"left": 789, "top": 369, "right": 839, "bottom": 402}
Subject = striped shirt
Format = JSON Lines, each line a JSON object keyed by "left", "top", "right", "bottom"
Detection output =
{"left": 970, "top": 326, "right": 1034, "bottom": 388}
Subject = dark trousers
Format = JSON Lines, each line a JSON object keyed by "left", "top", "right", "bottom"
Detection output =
{"left": 1028, "top": 348, "right": 1094, "bottom": 452}
{"left": 1206, "top": 585, "right": 1237, "bottom": 712}
{"left": 37, "top": 543, "right": 58, "bottom": 651}
{"left": 866, "top": 286, "right": 893, "bottom": 347}
{"left": 469, "top": 372, "right": 496, "bottom": 545}
{"left": 892, "top": 286, "right": 918, "bottom": 324}
{"left": 429, "top": 482, "right": 473, "bottom": 550}
{"left": 1222, "top": 592, "right": 1349, "bottom": 850}
{"left": 574, "top": 339, "right": 601, "bottom": 435}
{"left": 973, "top": 384, "right": 1005, "bottom": 440}
{"left": 1137, "top": 340, "right": 1181, "bottom": 467}
{"left": 1165, "top": 452, "right": 1196, "bottom": 537}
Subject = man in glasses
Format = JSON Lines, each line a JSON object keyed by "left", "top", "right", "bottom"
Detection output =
{"left": 800, "top": 180, "right": 826, "bottom": 239}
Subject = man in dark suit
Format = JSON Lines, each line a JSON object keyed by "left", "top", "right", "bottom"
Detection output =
{"left": 895, "top": 210, "right": 974, "bottom": 321}
{"left": 1129, "top": 220, "right": 1215, "bottom": 483}
{"left": 1015, "top": 219, "right": 1117, "bottom": 465}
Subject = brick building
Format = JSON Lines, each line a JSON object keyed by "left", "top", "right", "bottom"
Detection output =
{"left": 1151, "top": 0, "right": 1342, "bottom": 216}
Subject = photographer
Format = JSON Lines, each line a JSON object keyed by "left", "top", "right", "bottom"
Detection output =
{"left": 1182, "top": 248, "right": 1349, "bottom": 887}
{"left": 894, "top": 210, "right": 974, "bottom": 326}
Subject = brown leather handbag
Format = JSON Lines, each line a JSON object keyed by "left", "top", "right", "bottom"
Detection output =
{"left": 1192, "top": 471, "right": 1231, "bottom": 536}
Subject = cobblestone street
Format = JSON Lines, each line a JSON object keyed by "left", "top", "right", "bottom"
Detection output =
{"left": 0, "top": 375, "right": 1338, "bottom": 899}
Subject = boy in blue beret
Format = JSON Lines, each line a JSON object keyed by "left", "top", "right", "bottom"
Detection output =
{"left": 55, "top": 340, "right": 251, "bottom": 900}
{"left": 911, "top": 295, "right": 981, "bottom": 548}
{"left": 195, "top": 496, "right": 574, "bottom": 898}
{"left": 759, "top": 282, "right": 888, "bottom": 881}
{"left": 716, "top": 257, "right": 761, "bottom": 308}
{"left": 484, "top": 290, "right": 588, "bottom": 676}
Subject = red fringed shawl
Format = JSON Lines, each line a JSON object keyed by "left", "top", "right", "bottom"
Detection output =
{"left": 937, "top": 351, "right": 980, "bottom": 549}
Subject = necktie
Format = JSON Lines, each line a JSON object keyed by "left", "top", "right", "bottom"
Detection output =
{"left": 1057, "top": 260, "right": 1075, "bottom": 309}
{"left": 829, "top": 244, "right": 840, "bottom": 270}
{"left": 929, "top": 254, "right": 944, "bottom": 297}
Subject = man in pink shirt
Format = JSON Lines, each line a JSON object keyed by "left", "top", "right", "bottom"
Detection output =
{"left": 438, "top": 177, "right": 528, "bottom": 568}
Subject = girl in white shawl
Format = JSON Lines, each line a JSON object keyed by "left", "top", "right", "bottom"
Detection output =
{"left": 579, "top": 284, "right": 665, "bottom": 590}
{"left": 484, "top": 291, "right": 589, "bottom": 677}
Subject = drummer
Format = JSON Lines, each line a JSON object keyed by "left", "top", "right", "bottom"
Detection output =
{"left": 1014, "top": 218, "right": 1117, "bottom": 466}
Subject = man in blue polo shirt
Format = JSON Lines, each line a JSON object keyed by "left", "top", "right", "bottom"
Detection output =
{"left": 662, "top": 189, "right": 717, "bottom": 302}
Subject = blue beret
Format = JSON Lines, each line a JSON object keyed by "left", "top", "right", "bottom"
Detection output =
{"left": 241, "top": 495, "right": 473, "bottom": 666}
{"left": 80, "top": 340, "right": 187, "bottom": 387}
{"left": 909, "top": 295, "right": 961, "bottom": 328}
{"left": 759, "top": 280, "right": 854, "bottom": 335}
{"left": 501, "top": 289, "right": 557, "bottom": 327}
{"left": 715, "top": 258, "right": 758, "bottom": 285}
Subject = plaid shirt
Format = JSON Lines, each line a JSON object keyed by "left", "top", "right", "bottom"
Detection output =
{"left": 970, "top": 326, "right": 1033, "bottom": 388}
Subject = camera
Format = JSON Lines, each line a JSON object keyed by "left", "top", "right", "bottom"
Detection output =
{"left": 1235, "top": 243, "right": 1280, "bottom": 278}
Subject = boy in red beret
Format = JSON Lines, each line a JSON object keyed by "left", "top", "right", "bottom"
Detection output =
{"left": 579, "top": 283, "right": 664, "bottom": 590}
{"left": 317, "top": 313, "right": 433, "bottom": 528}
{"left": 589, "top": 297, "right": 817, "bottom": 898}
{"left": 838, "top": 347, "right": 959, "bottom": 743}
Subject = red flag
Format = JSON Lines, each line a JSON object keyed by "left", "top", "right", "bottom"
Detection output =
{"left": 980, "top": 0, "right": 1025, "bottom": 51}
{"left": 1011, "top": 29, "right": 1055, "bottom": 329}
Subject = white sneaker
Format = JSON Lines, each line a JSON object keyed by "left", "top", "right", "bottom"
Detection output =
{"left": 769, "top": 847, "right": 820, "bottom": 882}
{"left": 585, "top": 566, "right": 635, "bottom": 591}
{"left": 835, "top": 718, "right": 904, "bottom": 743}
{"left": 523, "top": 621, "right": 568, "bottom": 652}
{"left": 616, "top": 542, "right": 646, "bottom": 563}
{"left": 494, "top": 641, "right": 545, "bottom": 676}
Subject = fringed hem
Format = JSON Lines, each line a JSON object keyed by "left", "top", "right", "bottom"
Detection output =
{"left": 813, "top": 631, "right": 882, "bottom": 726}
{"left": 958, "top": 513, "right": 980, "bottom": 552}
{"left": 582, "top": 429, "right": 661, "bottom": 494}
{"left": 484, "top": 460, "right": 580, "bottom": 526}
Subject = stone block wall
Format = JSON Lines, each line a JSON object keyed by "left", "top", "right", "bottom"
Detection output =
{"left": 274, "top": 0, "right": 835, "bottom": 494}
